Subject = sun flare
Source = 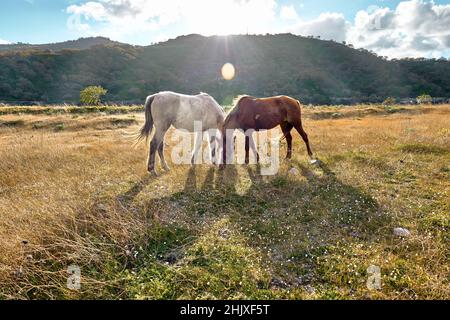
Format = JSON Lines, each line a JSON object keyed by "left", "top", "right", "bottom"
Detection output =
{"left": 221, "top": 63, "right": 236, "bottom": 80}
{"left": 183, "top": 0, "right": 273, "bottom": 36}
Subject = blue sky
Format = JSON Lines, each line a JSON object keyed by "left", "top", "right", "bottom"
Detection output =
{"left": 1, "top": 0, "right": 450, "bottom": 58}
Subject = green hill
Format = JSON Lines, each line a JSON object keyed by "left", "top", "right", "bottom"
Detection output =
{"left": 0, "top": 34, "right": 449, "bottom": 105}
{"left": 0, "top": 37, "right": 120, "bottom": 53}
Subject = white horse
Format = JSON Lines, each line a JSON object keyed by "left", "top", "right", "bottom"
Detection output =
{"left": 138, "top": 91, "right": 225, "bottom": 175}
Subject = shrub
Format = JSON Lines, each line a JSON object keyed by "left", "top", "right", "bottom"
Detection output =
{"left": 382, "top": 97, "right": 396, "bottom": 106}
{"left": 416, "top": 94, "right": 432, "bottom": 105}
{"left": 80, "top": 86, "right": 107, "bottom": 106}
{"left": 54, "top": 123, "right": 65, "bottom": 131}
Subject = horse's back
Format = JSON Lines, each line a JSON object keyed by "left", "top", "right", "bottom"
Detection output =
{"left": 186, "top": 94, "right": 225, "bottom": 129}
{"left": 237, "top": 96, "right": 299, "bottom": 114}
{"left": 233, "top": 95, "right": 302, "bottom": 129}
{"left": 150, "top": 91, "right": 224, "bottom": 131}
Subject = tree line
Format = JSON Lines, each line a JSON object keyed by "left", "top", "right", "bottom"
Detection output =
{"left": 0, "top": 34, "right": 449, "bottom": 105}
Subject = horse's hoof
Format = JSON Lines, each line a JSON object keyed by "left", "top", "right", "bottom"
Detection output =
{"left": 148, "top": 168, "right": 158, "bottom": 176}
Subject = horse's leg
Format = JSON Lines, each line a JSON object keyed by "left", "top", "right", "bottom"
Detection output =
{"left": 148, "top": 127, "right": 167, "bottom": 175}
{"left": 244, "top": 130, "right": 258, "bottom": 164}
{"left": 208, "top": 132, "right": 218, "bottom": 165}
{"left": 293, "top": 121, "right": 313, "bottom": 158}
{"left": 222, "top": 129, "right": 235, "bottom": 166}
{"left": 191, "top": 131, "right": 203, "bottom": 165}
{"left": 248, "top": 134, "right": 260, "bottom": 163}
{"left": 281, "top": 122, "right": 294, "bottom": 159}
{"left": 245, "top": 135, "right": 250, "bottom": 165}
{"left": 158, "top": 141, "right": 170, "bottom": 171}
{"left": 221, "top": 116, "right": 239, "bottom": 167}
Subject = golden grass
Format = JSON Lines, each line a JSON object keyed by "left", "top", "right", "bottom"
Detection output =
{"left": 0, "top": 105, "right": 449, "bottom": 299}
{"left": 0, "top": 105, "right": 143, "bottom": 116}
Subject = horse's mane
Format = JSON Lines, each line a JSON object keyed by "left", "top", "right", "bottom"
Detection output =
{"left": 233, "top": 95, "right": 254, "bottom": 107}
{"left": 224, "top": 95, "right": 253, "bottom": 116}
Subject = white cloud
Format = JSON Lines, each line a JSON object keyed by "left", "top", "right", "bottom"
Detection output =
{"left": 0, "top": 39, "right": 11, "bottom": 45}
{"left": 283, "top": 0, "right": 450, "bottom": 58}
{"left": 280, "top": 5, "right": 299, "bottom": 20}
{"left": 289, "top": 12, "right": 350, "bottom": 42}
{"left": 65, "top": 0, "right": 450, "bottom": 58}
{"left": 66, "top": 0, "right": 277, "bottom": 39}
{"left": 67, "top": 2, "right": 108, "bottom": 22}
{"left": 347, "top": 0, "right": 450, "bottom": 58}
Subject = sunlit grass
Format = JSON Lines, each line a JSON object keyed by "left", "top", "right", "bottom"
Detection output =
{"left": 0, "top": 104, "right": 449, "bottom": 299}
{"left": 0, "top": 105, "right": 143, "bottom": 116}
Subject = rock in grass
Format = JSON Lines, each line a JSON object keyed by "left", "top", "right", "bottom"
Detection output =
{"left": 310, "top": 159, "right": 319, "bottom": 165}
{"left": 288, "top": 168, "right": 299, "bottom": 176}
{"left": 304, "top": 285, "right": 316, "bottom": 295}
{"left": 270, "top": 278, "right": 289, "bottom": 289}
{"left": 394, "top": 227, "right": 411, "bottom": 237}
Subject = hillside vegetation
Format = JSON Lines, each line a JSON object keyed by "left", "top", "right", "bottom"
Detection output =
{"left": 0, "top": 37, "right": 120, "bottom": 53}
{"left": 0, "top": 104, "right": 448, "bottom": 299}
{"left": 0, "top": 34, "right": 449, "bottom": 105}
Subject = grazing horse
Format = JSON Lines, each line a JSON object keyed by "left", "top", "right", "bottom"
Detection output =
{"left": 138, "top": 91, "right": 225, "bottom": 175}
{"left": 222, "top": 95, "right": 313, "bottom": 165}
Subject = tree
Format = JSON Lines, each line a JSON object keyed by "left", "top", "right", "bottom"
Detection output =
{"left": 416, "top": 94, "right": 432, "bottom": 105}
{"left": 382, "top": 97, "right": 396, "bottom": 106}
{"left": 80, "top": 86, "right": 107, "bottom": 105}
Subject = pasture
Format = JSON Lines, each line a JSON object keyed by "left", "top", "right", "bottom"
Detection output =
{"left": 0, "top": 104, "right": 448, "bottom": 299}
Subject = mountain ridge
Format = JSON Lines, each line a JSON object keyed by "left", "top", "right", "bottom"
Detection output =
{"left": 0, "top": 34, "right": 449, "bottom": 105}
{"left": 0, "top": 37, "right": 125, "bottom": 53}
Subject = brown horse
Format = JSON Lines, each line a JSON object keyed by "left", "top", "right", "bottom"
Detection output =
{"left": 222, "top": 95, "right": 313, "bottom": 165}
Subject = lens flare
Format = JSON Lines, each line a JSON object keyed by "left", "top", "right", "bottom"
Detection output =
{"left": 221, "top": 63, "right": 236, "bottom": 81}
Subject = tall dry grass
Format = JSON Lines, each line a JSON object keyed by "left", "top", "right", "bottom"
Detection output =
{"left": 0, "top": 106, "right": 449, "bottom": 299}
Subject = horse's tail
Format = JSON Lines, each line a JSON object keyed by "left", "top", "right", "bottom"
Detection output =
{"left": 137, "top": 95, "right": 156, "bottom": 142}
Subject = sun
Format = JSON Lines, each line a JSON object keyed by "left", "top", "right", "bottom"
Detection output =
{"left": 184, "top": 1, "right": 250, "bottom": 36}
{"left": 221, "top": 63, "right": 236, "bottom": 80}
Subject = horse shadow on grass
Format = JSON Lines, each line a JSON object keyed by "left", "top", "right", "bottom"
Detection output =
{"left": 114, "top": 159, "right": 390, "bottom": 289}
{"left": 117, "top": 175, "right": 154, "bottom": 206}
{"left": 118, "top": 159, "right": 388, "bottom": 235}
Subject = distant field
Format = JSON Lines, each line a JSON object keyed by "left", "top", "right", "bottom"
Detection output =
{"left": 0, "top": 104, "right": 448, "bottom": 299}
{"left": 0, "top": 105, "right": 144, "bottom": 116}
{"left": 0, "top": 102, "right": 442, "bottom": 118}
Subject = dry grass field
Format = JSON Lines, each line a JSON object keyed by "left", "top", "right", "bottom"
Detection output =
{"left": 0, "top": 104, "right": 448, "bottom": 300}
